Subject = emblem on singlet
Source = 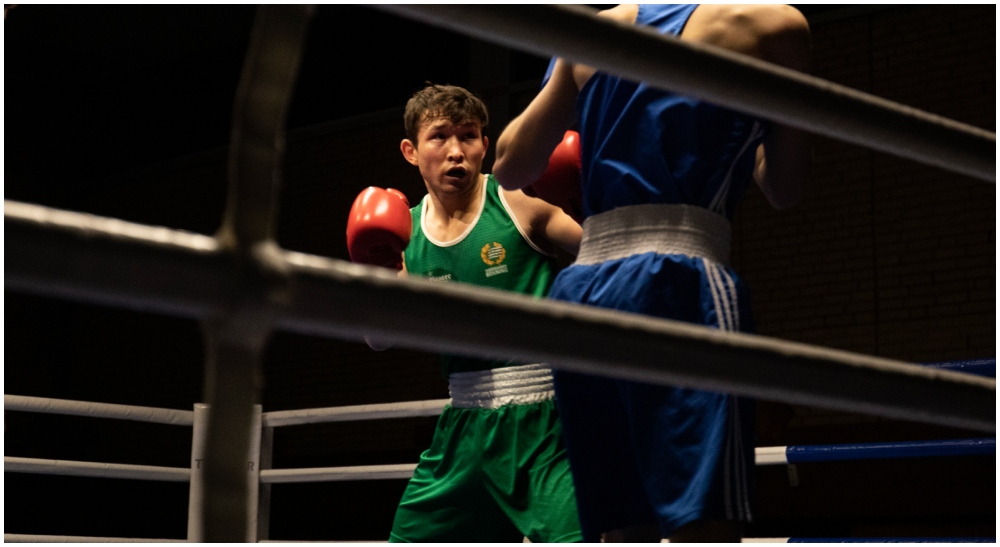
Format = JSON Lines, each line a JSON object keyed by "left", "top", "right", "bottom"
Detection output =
{"left": 480, "top": 242, "right": 506, "bottom": 265}
{"left": 481, "top": 242, "right": 509, "bottom": 278}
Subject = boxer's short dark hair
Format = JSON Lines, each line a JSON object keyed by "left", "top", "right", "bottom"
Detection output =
{"left": 404, "top": 84, "right": 489, "bottom": 144}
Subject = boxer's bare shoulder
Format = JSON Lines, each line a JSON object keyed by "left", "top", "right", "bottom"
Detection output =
{"left": 684, "top": 4, "right": 809, "bottom": 65}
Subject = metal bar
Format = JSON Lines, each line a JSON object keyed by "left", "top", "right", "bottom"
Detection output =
{"left": 4, "top": 205, "right": 994, "bottom": 432}
{"left": 3, "top": 394, "right": 194, "bottom": 426}
{"left": 262, "top": 399, "right": 450, "bottom": 428}
{"left": 376, "top": 5, "right": 994, "bottom": 182}
{"left": 198, "top": 5, "right": 312, "bottom": 543}
{"left": 259, "top": 464, "right": 417, "bottom": 484}
{"left": 4, "top": 456, "right": 190, "bottom": 482}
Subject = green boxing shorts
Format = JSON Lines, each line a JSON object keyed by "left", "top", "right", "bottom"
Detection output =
{"left": 389, "top": 363, "right": 582, "bottom": 543}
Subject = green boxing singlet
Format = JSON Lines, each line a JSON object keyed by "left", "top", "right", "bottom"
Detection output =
{"left": 404, "top": 174, "right": 558, "bottom": 375}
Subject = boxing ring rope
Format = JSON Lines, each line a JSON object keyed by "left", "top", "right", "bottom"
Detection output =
{"left": 3, "top": 535, "right": 184, "bottom": 543}
{"left": 261, "top": 399, "right": 451, "bottom": 427}
{"left": 5, "top": 4, "right": 996, "bottom": 543}
{"left": 5, "top": 390, "right": 994, "bottom": 542}
{"left": 3, "top": 457, "right": 191, "bottom": 482}
{"left": 377, "top": 5, "right": 994, "bottom": 183}
{"left": 6, "top": 200, "right": 994, "bottom": 433}
{"left": 260, "top": 464, "right": 419, "bottom": 484}
{"left": 754, "top": 438, "right": 995, "bottom": 466}
{"left": 3, "top": 394, "right": 195, "bottom": 426}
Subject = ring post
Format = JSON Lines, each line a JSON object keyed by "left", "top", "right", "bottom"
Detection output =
{"left": 246, "top": 405, "right": 263, "bottom": 543}
{"left": 257, "top": 425, "right": 275, "bottom": 541}
{"left": 187, "top": 403, "right": 263, "bottom": 542}
{"left": 187, "top": 404, "right": 209, "bottom": 542}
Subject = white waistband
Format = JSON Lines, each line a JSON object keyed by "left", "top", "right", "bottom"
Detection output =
{"left": 448, "top": 363, "right": 555, "bottom": 409}
{"left": 575, "top": 204, "right": 732, "bottom": 266}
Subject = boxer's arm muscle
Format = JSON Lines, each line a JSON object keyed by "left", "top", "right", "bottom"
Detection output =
{"left": 503, "top": 188, "right": 581, "bottom": 256}
{"left": 494, "top": 59, "right": 578, "bottom": 191}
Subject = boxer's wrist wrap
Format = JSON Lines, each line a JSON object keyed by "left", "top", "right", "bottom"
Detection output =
{"left": 575, "top": 203, "right": 732, "bottom": 266}
{"left": 448, "top": 363, "right": 555, "bottom": 409}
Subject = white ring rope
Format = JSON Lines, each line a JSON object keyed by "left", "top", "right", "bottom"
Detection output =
{"left": 755, "top": 446, "right": 789, "bottom": 466}
{"left": 4, "top": 456, "right": 190, "bottom": 482}
{"left": 6, "top": 393, "right": 992, "bottom": 544}
{"left": 8, "top": 395, "right": 990, "bottom": 483}
{"left": 3, "top": 201, "right": 219, "bottom": 253}
{"left": 4, "top": 394, "right": 194, "bottom": 426}
{"left": 259, "top": 464, "right": 417, "bottom": 484}
{"left": 261, "top": 399, "right": 450, "bottom": 428}
{"left": 4, "top": 534, "right": 185, "bottom": 543}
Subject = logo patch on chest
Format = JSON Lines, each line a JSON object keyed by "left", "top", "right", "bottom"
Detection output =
{"left": 480, "top": 242, "right": 506, "bottom": 265}
{"left": 481, "top": 242, "right": 509, "bottom": 278}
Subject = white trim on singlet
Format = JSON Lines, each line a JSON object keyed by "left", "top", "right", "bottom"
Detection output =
{"left": 419, "top": 175, "right": 488, "bottom": 248}
{"left": 709, "top": 121, "right": 764, "bottom": 217}
{"left": 496, "top": 179, "right": 558, "bottom": 258}
{"left": 448, "top": 363, "right": 555, "bottom": 409}
{"left": 575, "top": 204, "right": 731, "bottom": 266}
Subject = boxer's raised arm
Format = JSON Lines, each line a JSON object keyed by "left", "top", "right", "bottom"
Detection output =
{"left": 494, "top": 58, "right": 578, "bottom": 191}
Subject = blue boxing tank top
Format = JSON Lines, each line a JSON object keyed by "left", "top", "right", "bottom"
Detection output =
{"left": 545, "top": 4, "right": 767, "bottom": 220}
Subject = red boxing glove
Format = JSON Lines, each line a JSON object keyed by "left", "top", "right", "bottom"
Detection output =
{"left": 347, "top": 187, "right": 412, "bottom": 270}
{"left": 524, "top": 130, "right": 584, "bottom": 223}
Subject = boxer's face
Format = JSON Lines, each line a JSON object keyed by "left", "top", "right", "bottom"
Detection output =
{"left": 402, "top": 116, "right": 488, "bottom": 195}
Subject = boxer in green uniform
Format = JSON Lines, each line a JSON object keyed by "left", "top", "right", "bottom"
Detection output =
{"left": 389, "top": 84, "right": 582, "bottom": 543}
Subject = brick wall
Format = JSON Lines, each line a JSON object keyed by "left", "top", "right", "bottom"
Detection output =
{"left": 733, "top": 5, "right": 994, "bottom": 363}
{"left": 731, "top": 5, "right": 994, "bottom": 437}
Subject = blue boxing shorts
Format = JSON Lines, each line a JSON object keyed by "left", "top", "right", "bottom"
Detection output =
{"left": 548, "top": 204, "right": 756, "bottom": 540}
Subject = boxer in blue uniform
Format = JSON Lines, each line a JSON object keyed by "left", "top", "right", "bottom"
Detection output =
{"left": 494, "top": 4, "right": 811, "bottom": 542}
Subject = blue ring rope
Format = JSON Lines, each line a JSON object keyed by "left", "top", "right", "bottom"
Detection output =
{"left": 785, "top": 438, "right": 994, "bottom": 464}
{"left": 921, "top": 359, "right": 995, "bottom": 377}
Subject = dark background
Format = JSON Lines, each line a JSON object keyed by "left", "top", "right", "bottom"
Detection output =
{"left": 4, "top": 4, "right": 995, "bottom": 542}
